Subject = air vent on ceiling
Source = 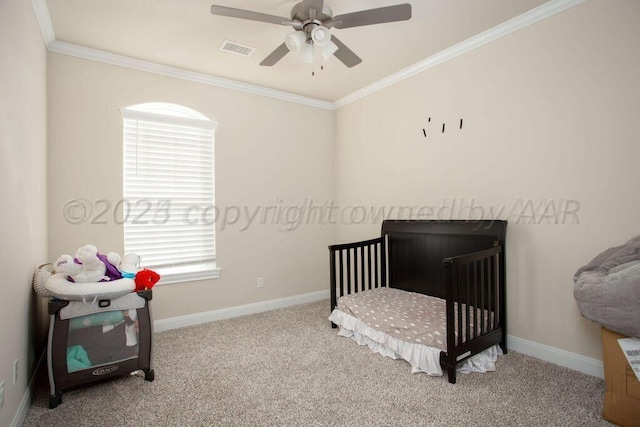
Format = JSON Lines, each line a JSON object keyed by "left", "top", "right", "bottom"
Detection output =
{"left": 219, "top": 40, "right": 256, "bottom": 58}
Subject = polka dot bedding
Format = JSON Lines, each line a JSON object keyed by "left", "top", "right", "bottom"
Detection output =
{"left": 335, "top": 287, "right": 491, "bottom": 351}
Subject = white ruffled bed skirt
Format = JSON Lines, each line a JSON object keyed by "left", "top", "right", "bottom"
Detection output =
{"left": 329, "top": 308, "right": 502, "bottom": 376}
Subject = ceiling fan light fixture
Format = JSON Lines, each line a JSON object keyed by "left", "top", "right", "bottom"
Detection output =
{"left": 321, "top": 41, "right": 338, "bottom": 60}
{"left": 311, "top": 26, "right": 331, "bottom": 47}
{"left": 300, "top": 43, "right": 315, "bottom": 64}
{"left": 285, "top": 31, "right": 306, "bottom": 53}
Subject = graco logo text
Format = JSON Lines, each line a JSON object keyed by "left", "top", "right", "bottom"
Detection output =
{"left": 92, "top": 366, "right": 118, "bottom": 376}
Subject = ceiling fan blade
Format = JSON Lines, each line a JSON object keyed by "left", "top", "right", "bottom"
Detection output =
{"left": 330, "top": 35, "right": 362, "bottom": 68}
{"left": 210, "top": 5, "right": 290, "bottom": 26}
{"left": 331, "top": 4, "right": 411, "bottom": 29}
{"left": 260, "top": 43, "right": 290, "bottom": 66}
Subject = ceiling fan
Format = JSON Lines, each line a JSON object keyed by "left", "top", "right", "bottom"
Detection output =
{"left": 210, "top": 0, "right": 412, "bottom": 68}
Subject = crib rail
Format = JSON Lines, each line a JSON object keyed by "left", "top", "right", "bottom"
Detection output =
{"left": 442, "top": 244, "right": 505, "bottom": 383}
{"left": 329, "top": 237, "right": 385, "bottom": 319}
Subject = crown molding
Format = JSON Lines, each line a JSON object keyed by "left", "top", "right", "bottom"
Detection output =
{"left": 48, "top": 40, "right": 335, "bottom": 110}
{"left": 31, "top": 0, "right": 55, "bottom": 46}
{"left": 33, "top": 0, "right": 585, "bottom": 111}
{"left": 334, "top": 0, "right": 587, "bottom": 108}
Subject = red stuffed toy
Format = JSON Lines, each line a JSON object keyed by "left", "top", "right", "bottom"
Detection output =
{"left": 134, "top": 269, "right": 160, "bottom": 291}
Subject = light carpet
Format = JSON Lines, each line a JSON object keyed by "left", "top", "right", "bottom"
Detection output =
{"left": 24, "top": 300, "right": 610, "bottom": 426}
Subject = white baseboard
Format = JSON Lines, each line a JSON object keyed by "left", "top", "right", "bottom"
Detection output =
{"left": 508, "top": 335, "right": 604, "bottom": 379}
{"left": 154, "top": 290, "right": 330, "bottom": 333}
{"left": 12, "top": 350, "right": 46, "bottom": 427}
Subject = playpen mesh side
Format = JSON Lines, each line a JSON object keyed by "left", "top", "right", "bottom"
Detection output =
{"left": 48, "top": 296, "right": 153, "bottom": 392}
{"left": 66, "top": 309, "right": 141, "bottom": 373}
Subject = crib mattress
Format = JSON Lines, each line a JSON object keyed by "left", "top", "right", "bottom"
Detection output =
{"left": 329, "top": 287, "right": 501, "bottom": 376}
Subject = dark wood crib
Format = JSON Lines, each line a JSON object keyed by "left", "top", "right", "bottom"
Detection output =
{"left": 329, "top": 220, "right": 507, "bottom": 383}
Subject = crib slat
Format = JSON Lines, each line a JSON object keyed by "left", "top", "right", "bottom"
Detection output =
{"left": 472, "top": 261, "right": 478, "bottom": 339}
{"left": 480, "top": 258, "right": 486, "bottom": 335}
{"left": 353, "top": 247, "right": 358, "bottom": 293}
{"left": 356, "top": 247, "right": 360, "bottom": 293}
{"left": 373, "top": 243, "right": 378, "bottom": 288}
{"left": 471, "top": 261, "right": 480, "bottom": 338}
{"left": 445, "top": 260, "right": 456, "bottom": 354}
{"left": 367, "top": 244, "right": 372, "bottom": 290}
{"left": 349, "top": 248, "right": 358, "bottom": 293}
{"left": 354, "top": 247, "right": 358, "bottom": 293}
{"left": 330, "top": 249, "right": 336, "bottom": 310}
{"left": 346, "top": 248, "right": 352, "bottom": 294}
{"left": 381, "top": 236, "right": 387, "bottom": 287}
{"left": 465, "top": 263, "right": 471, "bottom": 343}
{"left": 360, "top": 246, "right": 367, "bottom": 291}
{"left": 360, "top": 246, "right": 365, "bottom": 292}
{"left": 495, "top": 253, "right": 500, "bottom": 329}
{"left": 339, "top": 249, "right": 344, "bottom": 299}
{"left": 495, "top": 252, "right": 501, "bottom": 327}
{"left": 457, "top": 265, "right": 463, "bottom": 346}
{"left": 491, "top": 254, "right": 496, "bottom": 329}
{"left": 489, "top": 254, "right": 495, "bottom": 329}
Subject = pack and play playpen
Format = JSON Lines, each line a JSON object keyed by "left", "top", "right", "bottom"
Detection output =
{"left": 46, "top": 290, "right": 154, "bottom": 408}
{"left": 34, "top": 251, "right": 157, "bottom": 409}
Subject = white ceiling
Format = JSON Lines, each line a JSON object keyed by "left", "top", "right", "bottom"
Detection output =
{"left": 45, "top": 0, "right": 550, "bottom": 102}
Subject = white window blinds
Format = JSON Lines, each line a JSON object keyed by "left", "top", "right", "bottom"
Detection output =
{"left": 122, "top": 106, "right": 217, "bottom": 280}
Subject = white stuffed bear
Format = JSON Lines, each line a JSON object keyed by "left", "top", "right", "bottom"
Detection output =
{"left": 54, "top": 244, "right": 108, "bottom": 283}
{"left": 54, "top": 254, "right": 82, "bottom": 278}
{"left": 106, "top": 252, "right": 122, "bottom": 268}
{"left": 119, "top": 253, "right": 140, "bottom": 278}
{"left": 73, "top": 244, "right": 107, "bottom": 283}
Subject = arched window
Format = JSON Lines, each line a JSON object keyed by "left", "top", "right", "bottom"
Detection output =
{"left": 122, "top": 103, "right": 219, "bottom": 284}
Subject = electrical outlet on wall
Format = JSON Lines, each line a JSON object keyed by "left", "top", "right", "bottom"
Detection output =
{"left": 257, "top": 277, "right": 264, "bottom": 288}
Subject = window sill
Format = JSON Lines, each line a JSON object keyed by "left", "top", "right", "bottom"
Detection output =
{"left": 154, "top": 263, "right": 221, "bottom": 285}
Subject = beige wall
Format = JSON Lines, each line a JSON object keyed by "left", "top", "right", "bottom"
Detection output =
{"left": 47, "top": 54, "right": 334, "bottom": 320}
{"left": 333, "top": 0, "right": 640, "bottom": 360}
{"left": 0, "top": 0, "right": 48, "bottom": 424}
{"left": 13, "top": 8, "right": 638, "bottom": 421}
